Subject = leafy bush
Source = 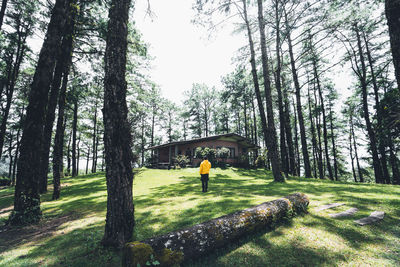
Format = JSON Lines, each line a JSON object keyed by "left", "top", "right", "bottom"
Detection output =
{"left": 194, "top": 147, "right": 217, "bottom": 161}
{"left": 174, "top": 155, "right": 190, "bottom": 168}
{"left": 255, "top": 148, "right": 268, "bottom": 168}
{"left": 216, "top": 147, "right": 230, "bottom": 159}
{"left": 0, "top": 177, "right": 11, "bottom": 186}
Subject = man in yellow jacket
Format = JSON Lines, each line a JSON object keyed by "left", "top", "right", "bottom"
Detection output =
{"left": 200, "top": 156, "right": 211, "bottom": 192}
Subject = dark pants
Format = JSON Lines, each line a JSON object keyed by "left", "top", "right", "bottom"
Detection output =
{"left": 201, "top": 174, "right": 209, "bottom": 192}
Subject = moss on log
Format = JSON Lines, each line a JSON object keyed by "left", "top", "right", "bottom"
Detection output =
{"left": 123, "top": 193, "right": 309, "bottom": 266}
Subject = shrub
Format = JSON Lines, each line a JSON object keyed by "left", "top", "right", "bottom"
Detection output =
{"left": 255, "top": 148, "right": 268, "bottom": 168}
{"left": 0, "top": 177, "right": 11, "bottom": 186}
{"left": 174, "top": 155, "right": 190, "bottom": 168}
{"left": 216, "top": 147, "right": 230, "bottom": 159}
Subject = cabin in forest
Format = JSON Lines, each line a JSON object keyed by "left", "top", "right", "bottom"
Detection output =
{"left": 148, "top": 133, "right": 259, "bottom": 168}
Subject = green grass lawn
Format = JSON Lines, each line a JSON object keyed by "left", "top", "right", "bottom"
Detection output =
{"left": 0, "top": 168, "right": 399, "bottom": 266}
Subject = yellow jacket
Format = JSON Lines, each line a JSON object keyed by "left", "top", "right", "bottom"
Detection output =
{"left": 199, "top": 160, "right": 211, "bottom": 174}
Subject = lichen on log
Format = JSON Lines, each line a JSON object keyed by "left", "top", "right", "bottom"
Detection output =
{"left": 123, "top": 193, "right": 309, "bottom": 266}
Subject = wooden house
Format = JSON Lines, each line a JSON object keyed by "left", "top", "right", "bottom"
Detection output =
{"left": 147, "top": 133, "right": 259, "bottom": 168}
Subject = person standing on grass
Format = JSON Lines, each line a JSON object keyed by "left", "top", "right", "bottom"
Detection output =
{"left": 200, "top": 156, "right": 211, "bottom": 192}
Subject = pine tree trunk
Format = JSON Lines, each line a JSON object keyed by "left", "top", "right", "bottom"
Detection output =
{"left": 86, "top": 147, "right": 90, "bottom": 175}
{"left": 71, "top": 100, "right": 78, "bottom": 177}
{"left": 313, "top": 60, "right": 333, "bottom": 180}
{"left": 8, "top": 131, "right": 13, "bottom": 178}
{"left": 364, "top": 34, "right": 392, "bottom": 184}
{"left": 313, "top": 83, "right": 324, "bottom": 179}
{"left": 349, "top": 123, "right": 357, "bottom": 182}
{"left": 355, "top": 24, "right": 384, "bottom": 184}
{"left": 9, "top": 0, "right": 69, "bottom": 225}
{"left": 274, "top": 0, "right": 288, "bottom": 176}
{"left": 0, "top": 0, "right": 7, "bottom": 30}
{"left": 91, "top": 102, "right": 98, "bottom": 173}
{"left": 329, "top": 105, "right": 338, "bottom": 181}
{"left": 284, "top": 11, "right": 311, "bottom": 177}
{"left": 251, "top": 99, "right": 258, "bottom": 157}
{"left": 101, "top": 0, "right": 135, "bottom": 248}
{"left": 241, "top": 0, "right": 269, "bottom": 172}
{"left": 307, "top": 82, "right": 318, "bottom": 178}
{"left": 12, "top": 126, "right": 21, "bottom": 186}
{"left": 67, "top": 132, "right": 71, "bottom": 175}
{"left": 350, "top": 114, "right": 364, "bottom": 183}
{"left": 292, "top": 98, "right": 301, "bottom": 176}
{"left": 52, "top": 67, "right": 70, "bottom": 200}
{"left": 282, "top": 76, "right": 295, "bottom": 175}
{"left": 39, "top": 2, "right": 76, "bottom": 193}
{"left": 385, "top": 0, "right": 400, "bottom": 88}
{"left": 257, "top": 0, "right": 283, "bottom": 182}
{"left": 0, "top": 27, "right": 27, "bottom": 158}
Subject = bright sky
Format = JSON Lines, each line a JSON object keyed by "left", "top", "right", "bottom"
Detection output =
{"left": 133, "top": 0, "right": 247, "bottom": 104}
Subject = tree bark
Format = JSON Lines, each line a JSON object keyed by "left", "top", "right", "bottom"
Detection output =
{"left": 313, "top": 60, "right": 333, "bottom": 180}
{"left": 39, "top": 2, "right": 76, "bottom": 193}
{"left": 274, "top": 0, "right": 288, "bottom": 176}
{"left": 292, "top": 98, "right": 301, "bottom": 176}
{"left": 241, "top": 0, "right": 269, "bottom": 173}
{"left": 363, "top": 33, "right": 392, "bottom": 184}
{"left": 282, "top": 76, "right": 295, "bottom": 175}
{"left": 385, "top": 0, "right": 400, "bottom": 89}
{"left": 349, "top": 123, "right": 357, "bottom": 182}
{"left": 52, "top": 64, "right": 70, "bottom": 200}
{"left": 257, "top": 0, "right": 283, "bottom": 182}
{"left": 101, "top": 0, "right": 135, "bottom": 248}
{"left": 355, "top": 24, "right": 384, "bottom": 184}
{"left": 9, "top": 0, "right": 69, "bottom": 225}
{"left": 0, "top": 0, "right": 7, "bottom": 30}
{"left": 124, "top": 193, "right": 309, "bottom": 265}
{"left": 329, "top": 104, "right": 338, "bottom": 181}
{"left": 86, "top": 146, "right": 90, "bottom": 175}
{"left": 350, "top": 113, "right": 364, "bottom": 183}
{"left": 307, "top": 82, "right": 318, "bottom": 178}
{"left": 67, "top": 132, "right": 71, "bottom": 176}
{"left": 0, "top": 23, "right": 28, "bottom": 158}
{"left": 91, "top": 102, "right": 98, "bottom": 173}
{"left": 284, "top": 11, "right": 311, "bottom": 177}
{"left": 71, "top": 100, "right": 78, "bottom": 177}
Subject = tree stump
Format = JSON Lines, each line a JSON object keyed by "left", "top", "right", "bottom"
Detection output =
{"left": 123, "top": 193, "right": 309, "bottom": 266}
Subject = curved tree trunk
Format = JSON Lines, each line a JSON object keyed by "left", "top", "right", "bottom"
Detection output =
{"left": 101, "top": 0, "right": 135, "bottom": 248}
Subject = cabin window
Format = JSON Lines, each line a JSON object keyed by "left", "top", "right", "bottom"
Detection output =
{"left": 229, "top": 148, "right": 235, "bottom": 158}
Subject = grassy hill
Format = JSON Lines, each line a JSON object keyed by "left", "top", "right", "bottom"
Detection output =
{"left": 0, "top": 168, "right": 399, "bottom": 266}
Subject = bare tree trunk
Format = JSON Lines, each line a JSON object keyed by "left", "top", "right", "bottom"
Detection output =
{"left": 91, "top": 101, "right": 98, "bottom": 173}
{"left": 329, "top": 104, "right": 338, "bottom": 181}
{"left": 101, "top": 0, "right": 135, "bottom": 248}
{"left": 241, "top": 0, "right": 270, "bottom": 173}
{"left": 349, "top": 123, "right": 357, "bottom": 182}
{"left": 71, "top": 100, "right": 78, "bottom": 177}
{"left": 307, "top": 81, "right": 318, "bottom": 179}
{"left": 364, "top": 33, "right": 392, "bottom": 184}
{"left": 284, "top": 11, "right": 311, "bottom": 177}
{"left": 52, "top": 66, "right": 70, "bottom": 200}
{"left": 355, "top": 24, "right": 384, "bottom": 183}
{"left": 39, "top": 2, "right": 76, "bottom": 193}
{"left": 10, "top": 0, "right": 69, "bottom": 225}
{"left": 86, "top": 146, "right": 90, "bottom": 175}
{"left": 257, "top": 0, "right": 283, "bottom": 182}
{"left": 350, "top": 113, "right": 364, "bottom": 183}
{"left": 292, "top": 98, "right": 301, "bottom": 176}
{"left": 385, "top": 0, "right": 400, "bottom": 88}
{"left": 67, "top": 132, "right": 71, "bottom": 176}
{"left": 0, "top": 0, "right": 8, "bottom": 30}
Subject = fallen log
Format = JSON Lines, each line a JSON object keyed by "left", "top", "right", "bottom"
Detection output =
{"left": 123, "top": 193, "right": 309, "bottom": 266}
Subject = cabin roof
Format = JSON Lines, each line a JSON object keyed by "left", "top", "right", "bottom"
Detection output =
{"left": 147, "top": 133, "right": 260, "bottom": 150}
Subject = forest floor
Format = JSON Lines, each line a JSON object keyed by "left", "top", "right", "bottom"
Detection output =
{"left": 0, "top": 168, "right": 399, "bottom": 266}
